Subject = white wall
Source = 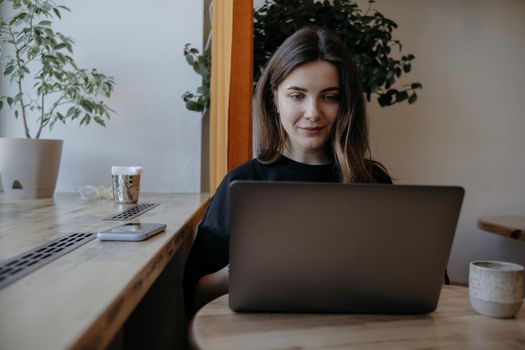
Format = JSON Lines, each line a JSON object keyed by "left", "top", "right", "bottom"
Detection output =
{"left": 363, "top": 0, "right": 525, "bottom": 283}
{"left": 0, "top": 0, "right": 204, "bottom": 193}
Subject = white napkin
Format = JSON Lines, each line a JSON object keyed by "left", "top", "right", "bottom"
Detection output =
{"left": 78, "top": 185, "right": 113, "bottom": 200}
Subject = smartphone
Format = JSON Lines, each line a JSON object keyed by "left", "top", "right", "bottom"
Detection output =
{"left": 97, "top": 223, "right": 167, "bottom": 241}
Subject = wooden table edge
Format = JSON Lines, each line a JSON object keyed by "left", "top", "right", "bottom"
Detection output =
{"left": 478, "top": 216, "right": 525, "bottom": 241}
{"left": 188, "top": 286, "right": 474, "bottom": 350}
{"left": 68, "top": 196, "right": 210, "bottom": 350}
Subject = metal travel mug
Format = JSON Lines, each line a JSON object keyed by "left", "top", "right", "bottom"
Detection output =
{"left": 111, "top": 166, "right": 143, "bottom": 204}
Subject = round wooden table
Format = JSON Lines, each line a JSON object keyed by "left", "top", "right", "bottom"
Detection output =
{"left": 190, "top": 286, "right": 525, "bottom": 350}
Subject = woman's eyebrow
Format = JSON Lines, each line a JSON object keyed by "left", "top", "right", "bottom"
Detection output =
{"left": 321, "top": 87, "right": 340, "bottom": 92}
{"left": 286, "top": 86, "right": 340, "bottom": 92}
{"left": 286, "top": 86, "right": 307, "bottom": 92}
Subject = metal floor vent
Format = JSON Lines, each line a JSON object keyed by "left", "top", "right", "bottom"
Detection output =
{"left": 104, "top": 202, "right": 159, "bottom": 220}
{"left": 0, "top": 232, "right": 95, "bottom": 289}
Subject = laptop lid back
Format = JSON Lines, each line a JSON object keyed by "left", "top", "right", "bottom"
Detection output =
{"left": 229, "top": 181, "right": 464, "bottom": 313}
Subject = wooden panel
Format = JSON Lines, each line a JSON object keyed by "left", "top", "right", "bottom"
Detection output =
{"left": 227, "top": 0, "right": 253, "bottom": 170}
{"left": 210, "top": 1, "right": 233, "bottom": 191}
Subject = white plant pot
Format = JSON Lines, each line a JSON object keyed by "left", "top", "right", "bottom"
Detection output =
{"left": 0, "top": 138, "right": 63, "bottom": 199}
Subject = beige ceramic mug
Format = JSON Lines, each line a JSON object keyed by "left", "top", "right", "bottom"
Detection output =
{"left": 469, "top": 260, "right": 524, "bottom": 318}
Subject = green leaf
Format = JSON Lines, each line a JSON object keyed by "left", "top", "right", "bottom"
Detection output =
{"left": 94, "top": 116, "right": 106, "bottom": 127}
{"left": 9, "top": 12, "right": 28, "bottom": 25}
{"left": 7, "top": 97, "right": 14, "bottom": 106}
{"left": 53, "top": 8, "right": 62, "bottom": 19}
{"left": 4, "top": 65, "right": 15, "bottom": 76}
{"left": 80, "top": 100, "right": 94, "bottom": 113}
{"left": 71, "top": 107, "right": 81, "bottom": 119}
{"left": 192, "top": 61, "right": 201, "bottom": 73}
{"left": 14, "top": 110, "right": 19, "bottom": 118}
{"left": 197, "top": 64, "right": 209, "bottom": 77}
{"left": 0, "top": 100, "right": 3, "bottom": 111}
{"left": 395, "top": 67, "right": 402, "bottom": 77}
{"left": 80, "top": 114, "right": 90, "bottom": 126}
{"left": 65, "top": 106, "right": 76, "bottom": 118}
{"left": 38, "top": 20, "right": 52, "bottom": 26}
{"left": 408, "top": 93, "right": 418, "bottom": 104}
{"left": 185, "top": 54, "right": 194, "bottom": 65}
{"left": 377, "top": 94, "right": 391, "bottom": 107}
{"left": 14, "top": 93, "right": 23, "bottom": 103}
{"left": 182, "top": 92, "right": 194, "bottom": 101}
{"left": 395, "top": 90, "right": 408, "bottom": 102}
{"left": 186, "top": 100, "right": 204, "bottom": 112}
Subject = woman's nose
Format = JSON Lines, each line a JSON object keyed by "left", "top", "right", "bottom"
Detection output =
{"left": 304, "top": 98, "right": 321, "bottom": 120}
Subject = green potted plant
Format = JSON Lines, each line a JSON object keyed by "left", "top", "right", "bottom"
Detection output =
{"left": 0, "top": 0, "right": 115, "bottom": 199}
{"left": 182, "top": 0, "right": 421, "bottom": 113}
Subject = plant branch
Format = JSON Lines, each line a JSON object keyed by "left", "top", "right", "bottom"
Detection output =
{"left": 36, "top": 88, "right": 45, "bottom": 138}
{"left": 36, "top": 93, "right": 66, "bottom": 139}
{"left": 9, "top": 26, "right": 31, "bottom": 138}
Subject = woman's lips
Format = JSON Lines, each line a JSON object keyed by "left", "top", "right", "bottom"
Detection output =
{"left": 300, "top": 126, "right": 325, "bottom": 130}
{"left": 299, "top": 126, "right": 326, "bottom": 134}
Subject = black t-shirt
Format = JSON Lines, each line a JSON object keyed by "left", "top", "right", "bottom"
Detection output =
{"left": 183, "top": 156, "right": 391, "bottom": 315}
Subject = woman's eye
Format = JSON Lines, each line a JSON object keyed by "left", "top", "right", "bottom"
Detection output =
{"left": 323, "top": 94, "right": 339, "bottom": 102}
{"left": 288, "top": 93, "right": 304, "bottom": 101}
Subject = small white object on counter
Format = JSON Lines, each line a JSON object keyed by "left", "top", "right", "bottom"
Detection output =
{"left": 78, "top": 185, "right": 114, "bottom": 200}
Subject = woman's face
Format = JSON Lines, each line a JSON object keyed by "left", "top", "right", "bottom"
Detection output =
{"left": 275, "top": 60, "right": 340, "bottom": 164}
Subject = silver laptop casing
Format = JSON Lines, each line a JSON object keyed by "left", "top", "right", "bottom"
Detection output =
{"left": 229, "top": 181, "right": 464, "bottom": 314}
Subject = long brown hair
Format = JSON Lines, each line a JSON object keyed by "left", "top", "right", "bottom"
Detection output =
{"left": 254, "top": 27, "right": 376, "bottom": 183}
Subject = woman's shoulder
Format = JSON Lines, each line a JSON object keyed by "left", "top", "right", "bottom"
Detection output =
{"left": 212, "top": 158, "right": 267, "bottom": 195}
{"left": 225, "top": 158, "right": 266, "bottom": 181}
{"left": 365, "top": 160, "right": 392, "bottom": 184}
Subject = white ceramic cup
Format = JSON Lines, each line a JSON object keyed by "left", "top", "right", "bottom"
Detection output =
{"left": 469, "top": 260, "right": 524, "bottom": 318}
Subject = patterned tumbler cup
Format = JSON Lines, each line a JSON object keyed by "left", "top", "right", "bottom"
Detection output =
{"left": 111, "top": 166, "right": 143, "bottom": 204}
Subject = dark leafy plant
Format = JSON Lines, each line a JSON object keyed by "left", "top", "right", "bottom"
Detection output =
{"left": 182, "top": 0, "right": 420, "bottom": 113}
{"left": 182, "top": 44, "right": 210, "bottom": 114}
{"left": 0, "top": 0, "right": 115, "bottom": 139}
{"left": 254, "top": 0, "right": 421, "bottom": 106}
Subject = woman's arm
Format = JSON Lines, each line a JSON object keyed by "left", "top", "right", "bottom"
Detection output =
{"left": 193, "top": 265, "right": 229, "bottom": 313}
{"left": 183, "top": 175, "right": 231, "bottom": 317}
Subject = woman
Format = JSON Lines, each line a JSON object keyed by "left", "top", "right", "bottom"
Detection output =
{"left": 183, "top": 27, "right": 392, "bottom": 317}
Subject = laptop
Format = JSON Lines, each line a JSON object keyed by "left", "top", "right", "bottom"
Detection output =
{"left": 228, "top": 181, "right": 464, "bottom": 314}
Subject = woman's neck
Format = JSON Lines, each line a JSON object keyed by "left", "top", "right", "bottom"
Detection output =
{"left": 282, "top": 148, "right": 331, "bottom": 165}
